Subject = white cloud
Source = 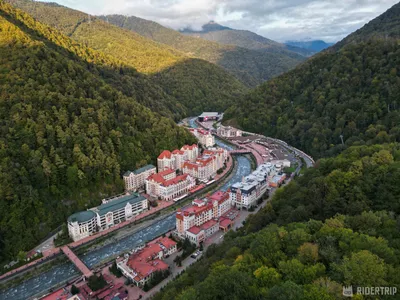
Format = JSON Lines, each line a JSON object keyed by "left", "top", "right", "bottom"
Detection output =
{"left": 51, "top": 0, "right": 399, "bottom": 42}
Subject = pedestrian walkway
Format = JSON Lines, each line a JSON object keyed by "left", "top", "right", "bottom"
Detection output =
{"left": 61, "top": 246, "right": 93, "bottom": 278}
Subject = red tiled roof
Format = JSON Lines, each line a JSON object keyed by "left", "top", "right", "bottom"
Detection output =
{"left": 163, "top": 174, "right": 189, "bottom": 187}
{"left": 181, "top": 144, "right": 198, "bottom": 150}
{"left": 183, "top": 162, "right": 199, "bottom": 170}
{"left": 172, "top": 149, "right": 185, "bottom": 155}
{"left": 148, "top": 168, "right": 175, "bottom": 183}
{"left": 158, "top": 237, "right": 177, "bottom": 249}
{"left": 201, "top": 219, "right": 218, "bottom": 230}
{"left": 187, "top": 226, "right": 202, "bottom": 235}
{"left": 158, "top": 150, "right": 172, "bottom": 159}
{"left": 219, "top": 218, "right": 232, "bottom": 228}
{"left": 208, "top": 191, "right": 229, "bottom": 204}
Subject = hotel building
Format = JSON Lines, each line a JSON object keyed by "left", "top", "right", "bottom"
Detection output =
{"left": 157, "top": 144, "right": 199, "bottom": 171}
{"left": 196, "top": 129, "right": 215, "bottom": 148}
{"left": 117, "top": 237, "right": 177, "bottom": 287}
{"left": 175, "top": 191, "right": 232, "bottom": 245}
{"left": 146, "top": 169, "right": 195, "bottom": 201}
{"left": 123, "top": 165, "right": 156, "bottom": 191}
{"left": 181, "top": 144, "right": 199, "bottom": 162}
{"left": 67, "top": 192, "right": 148, "bottom": 242}
{"left": 230, "top": 163, "right": 276, "bottom": 210}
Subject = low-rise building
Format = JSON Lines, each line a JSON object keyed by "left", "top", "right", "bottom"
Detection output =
{"left": 67, "top": 192, "right": 148, "bottom": 242}
{"left": 123, "top": 165, "right": 156, "bottom": 191}
{"left": 197, "top": 112, "right": 223, "bottom": 122}
{"left": 146, "top": 169, "right": 195, "bottom": 201}
{"left": 229, "top": 163, "right": 276, "bottom": 210}
{"left": 269, "top": 174, "right": 287, "bottom": 188}
{"left": 217, "top": 125, "right": 242, "bottom": 138}
{"left": 182, "top": 150, "right": 227, "bottom": 181}
{"left": 117, "top": 237, "right": 176, "bottom": 287}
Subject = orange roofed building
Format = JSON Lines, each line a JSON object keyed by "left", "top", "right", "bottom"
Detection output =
{"left": 146, "top": 169, "right": 195, "bottom": 201}
{"left": 117, "top": 238, "right": 177, "bottom": 287}
{"left": 157, "top": 144, "right": 199, "bottom": 171}
{"left": 175, "top": 191, "right": 232, "bottom": 244}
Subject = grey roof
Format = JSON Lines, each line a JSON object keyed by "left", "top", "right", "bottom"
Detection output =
{"left": 123, "top": 164, "right": 156, "bottom": 177}
{"left": 94, "top": 193, "right": 146, "bottom": 216}
{"left": 199, "top": 112, "right": 219, "bottom": 117}
{"left": 68, "top": 210, "right": 96, "bottom": 223}
{"left": 133, "top": 164, "right": 156, "bottom": 175}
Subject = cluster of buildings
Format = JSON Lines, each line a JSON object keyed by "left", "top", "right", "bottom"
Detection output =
{"left": 41, "top": 273, "right": 128, "bottom": 300}
{"left": 69, "top": 142, "right": 229, "bottom": 242}
{"left": 189, "top": 128, "right": 215, "bottom": 148}
{"left": 67, "top": 192, "right": 148, "bottom": 242}
{"left": 175, "top": 191, "right": 234, "bottom": 245}
{"left": 75, "top": 274, "right": 127, "bottom": 300}
{"left": 217, "top": 125, "right": 243, "bottom": 138}
{"left": 117, "top": 237, "right": 177, "bottom": 287}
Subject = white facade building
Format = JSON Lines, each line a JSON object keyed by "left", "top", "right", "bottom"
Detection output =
{"left": 229, "top": 163, "right": 276, "bottom": 209}
{"left": 123, "top": 165, "right": 156, "bottom": 191}
{"left": 157, "top": 150, "right": 175, "bottom": 171}
{"left": 217, "top": 125, "right": 243, "bottom": 138}
{"left": 181, "top": 144, "right": 199, "bottom": 162}
{"left": 67, "top": 192, "right": 148, "bottom": 242}
{"left": 146, "top": 169, "right": 195, "bottom": 201}
{"left": 176, "top": 191, "right": 231, "bottom": 244}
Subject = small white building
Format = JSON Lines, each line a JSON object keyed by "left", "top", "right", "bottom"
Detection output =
{"left": 217, "top": 125, "right": 242, "bottom": 138}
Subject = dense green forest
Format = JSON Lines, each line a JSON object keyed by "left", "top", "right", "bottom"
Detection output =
{"left": 154, "top": 4, "right": 400, "bottom": 299}
{"left": 100, "top": 14, "right": 304, "bottom": 87}
{"left": 0, "top": 2, "right": 197, "bottom": 263}
{"left": 225, "top": 36, "right": 400, "bottom": 159}
{"left": 7, "top": 0, "right": 246, "bottom": 115}
{"left": 154, "top": 144, "right": 400, "bottom": 299}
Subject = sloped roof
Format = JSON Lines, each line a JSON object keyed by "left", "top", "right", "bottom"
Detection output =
{"left": 94, "top": 193, "right": 146, "bottom": 216}
{"left": 158, "top": 150, "right": 172, "bottom": 159}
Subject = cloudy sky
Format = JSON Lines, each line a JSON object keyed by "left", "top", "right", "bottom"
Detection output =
{"left": 48, "top": 0, "right": 398, "bottom": 42}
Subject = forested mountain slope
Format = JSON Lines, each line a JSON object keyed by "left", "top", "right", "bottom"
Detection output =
{"left": 0, "top": 2, "right": 196, "bottom": 262}
{"left": 154, "top": 4, "right": 400, "bottom": 298}
{"left": 7, "top": 0, "right": 246, "bottom": 115}
{"left": 100, "top": 15, "right": 305, "bottom": 87}
{"left": 334, "top": 2, "right": 400, "bottom": 49}
{"left": 155, "top": 143, "right": 400, "bottom": 299}
{"left": 182, "top": 21, "right": 313, "bottom": 58}
{"left": 224, "top": 2, "right": 400, "bottom": 159}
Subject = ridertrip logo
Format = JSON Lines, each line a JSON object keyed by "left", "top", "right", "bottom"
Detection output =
{"left": 343, "top": 286, "right": 398, "bottom": 297}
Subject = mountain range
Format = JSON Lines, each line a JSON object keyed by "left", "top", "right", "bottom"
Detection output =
{"left": 100, "top": 15, "right": 306, "bottom": 86}
{"left": 284, "top": 40, "right": 334, "bottom": 53}
{"left": 181, "top": 21, "right": 316, "bottom": 57}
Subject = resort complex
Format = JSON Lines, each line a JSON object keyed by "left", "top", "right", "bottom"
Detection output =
{"left": 67, "top": 193, "right": 148, "bottom": 242}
